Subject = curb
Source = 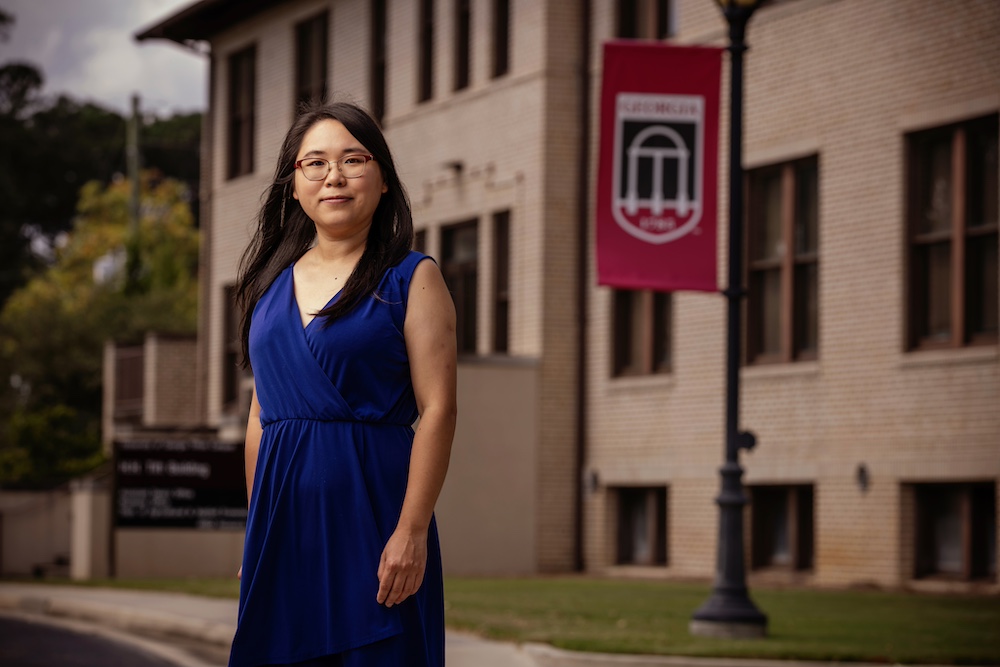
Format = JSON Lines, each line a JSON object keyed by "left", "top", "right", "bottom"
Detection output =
{"left": 0, "top": 589, "right": 235, "bottom": 648}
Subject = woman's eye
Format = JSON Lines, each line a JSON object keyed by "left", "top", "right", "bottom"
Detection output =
{"left": 343, "top": 156, "right": 363, "bottom": 165}
{"left": 306, "top": 160, "right": 327, "bottom": 167}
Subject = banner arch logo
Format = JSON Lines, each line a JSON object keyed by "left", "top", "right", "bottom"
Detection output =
{"left": 612, "top": 93, "right": 706, "bottom": 245}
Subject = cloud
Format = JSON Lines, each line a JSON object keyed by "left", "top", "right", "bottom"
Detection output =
{"left": 2, "top": 0, "right": 205, "bottom": 115}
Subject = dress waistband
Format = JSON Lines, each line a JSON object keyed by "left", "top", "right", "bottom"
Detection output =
{"left": 262, "top": 416, "right": 413, "bottom": 428}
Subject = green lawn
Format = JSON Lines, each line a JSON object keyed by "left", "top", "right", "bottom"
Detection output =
{"left": 443, "top": 578, "right": 1000, "bottom": 665}
{"left": 14, "top": 576, "right": 1000, "bottom": 664}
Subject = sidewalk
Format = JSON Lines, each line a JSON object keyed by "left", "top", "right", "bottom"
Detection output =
{"left": 0, "top": 583, "right": 957, "bottom": 667}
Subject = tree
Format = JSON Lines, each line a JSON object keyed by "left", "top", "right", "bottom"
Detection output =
{"left": 0, "top": 172, "right": 199, "bottom": 488}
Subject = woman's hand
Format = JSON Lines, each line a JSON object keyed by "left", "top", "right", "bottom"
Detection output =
{"left": 376, "top": 527, "right": 428, "bottom": 608}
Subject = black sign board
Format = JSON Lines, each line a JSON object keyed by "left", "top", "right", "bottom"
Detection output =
{"left": 114, "top": 439, "right": 247, "bottom": 529}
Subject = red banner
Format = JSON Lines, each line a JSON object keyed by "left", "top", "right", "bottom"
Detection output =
{"left": 596, "top": 42, "right": 723, "bottom": 292}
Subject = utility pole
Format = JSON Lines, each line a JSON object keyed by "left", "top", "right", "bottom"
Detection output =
{"left": 125, "top": 93, "right": 141, "bottom": 292}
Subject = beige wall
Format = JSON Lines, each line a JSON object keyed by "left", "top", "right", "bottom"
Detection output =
{"left": 437, "top": 360, "right": 539, "bottom": 575}
{"left": 115, "top": 529, "right": 244, "bottom": 578}
{"left": 0, "top": 491, "right": 71, "bottom": 576}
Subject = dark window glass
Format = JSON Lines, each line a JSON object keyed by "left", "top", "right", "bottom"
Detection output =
{"left": 747, "top": 156, "right": 820, "bottom": 364}
{"left": 493, "top": 211, "right": 510, "bottom": 353}
{"left": 616, "top": 487, "right": 667, "bottom": 566}
{"left": 454, "top": 0, "right": 471, "bottom": 91}
{"left": 751, "top": 485, "right": 814, "bottom": 571}
{"left": 442, "top": 221, "right": 478, "bottom": 354}
{"left": 227, "top": 46, "right": 256, "bottom": 179}
{"left": 613, "top": 290, "right": 671, "bottom": 376}
{"left": 419, "top": 0, "right": 435, "bottom": 102}
{"left": 371, "top": 0, "right": 387, "bottom": 123}
{"left": 492, "top": 0, "right": 510, "bottom": 78}
{"left": 294, "top": 12, "right": 328, "bottom": 111}
{"left": 914, "top": 482, "right": 996, "bottom": 581}
{"left": 414, "top": 229, "right": 427, "bottom": 254}
{"left": 907, "top": 114, "right": 998, "bottom": 349}
{"left": 617, "top": 0, "right": 672, "bottom": 40}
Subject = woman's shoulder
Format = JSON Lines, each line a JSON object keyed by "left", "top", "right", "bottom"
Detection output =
{"left": 389, "top": 250, "right": 434, "bottom": 280}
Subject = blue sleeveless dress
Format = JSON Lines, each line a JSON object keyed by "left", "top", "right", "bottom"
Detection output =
{"left": 229, "top": 251, "right": 444, "bottom": 667}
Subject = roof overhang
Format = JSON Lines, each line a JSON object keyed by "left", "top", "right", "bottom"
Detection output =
{"left": 134, "top": 0, "right": 287, "bottom": 45}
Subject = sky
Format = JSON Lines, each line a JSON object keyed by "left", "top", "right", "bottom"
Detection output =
{"left": 2, "top": 0, "right": 206, "bottom": 116}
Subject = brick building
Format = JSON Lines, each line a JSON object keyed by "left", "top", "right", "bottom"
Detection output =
{"left": 137, "top": 0, "right": 998, "bottom": 590}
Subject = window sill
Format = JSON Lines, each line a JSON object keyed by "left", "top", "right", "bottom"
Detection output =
{"left": 906, "top": 577, "right": 998, "bottom": 595}
{"left": 899, "top": 345, "right": 998, "bottom": 370}
{"left": 605, "top": 564, "right": 670, "bottom": 578}
{"left": 743, "top": 360, "right": 820, "bottom": 381}
{"left": 608, "top": 373, "right": 675, "bottom": 391}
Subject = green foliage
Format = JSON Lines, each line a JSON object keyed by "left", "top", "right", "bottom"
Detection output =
{"left": 0, "top": 173, "right": 199, "bottom": 488}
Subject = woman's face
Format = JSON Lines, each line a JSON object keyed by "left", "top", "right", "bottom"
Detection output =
{"left": 292, "top": 119, "right": 388, "bottom": 239}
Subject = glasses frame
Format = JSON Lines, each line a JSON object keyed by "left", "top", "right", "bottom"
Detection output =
{"left": 294, "top": 153, "right": 375, "bottom": 181}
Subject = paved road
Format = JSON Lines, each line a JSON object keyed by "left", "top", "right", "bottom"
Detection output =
{"left": 0, "top": 613, "right": 186, "bottom": 667}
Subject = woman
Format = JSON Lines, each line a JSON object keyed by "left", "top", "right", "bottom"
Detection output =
{"left": 229, "top": 101, "right": 457, "bottom": 667}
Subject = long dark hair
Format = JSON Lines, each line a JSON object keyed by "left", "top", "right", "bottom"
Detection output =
{"left": 235, "top": 101, "right": 414, "bottom": 369}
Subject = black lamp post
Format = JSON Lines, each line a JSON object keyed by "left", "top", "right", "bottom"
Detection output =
{"left": 690, "top": 0, "right": 768, "bottom": 639}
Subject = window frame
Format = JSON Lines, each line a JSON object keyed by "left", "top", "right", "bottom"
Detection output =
{"left": 749, "top": 484, "right": 815, "bottom": 572}
{"left": 492, "top": 210, "right": 511, "bottom": 354}
{"left": 745, "top": 155, "right": 820, "bottom": 365}
{"left": 615, "top": 486, "right": 668, "bottom": 567}
{"left": 453, "top": 0, "right": 471, "bottom": 91}
{"left": 227, "top": 45, "right": 256, "bottom": 180}
{"left": 370, "top": 0, "right": 387, "bottom": 123}
{"left": 905, "top": 114, "right": 999, "bottom": 351}
{"left": 492, "top": 0, "right": 510, "bottom": 78}
{"left": 913, "top": 482, "right": 996, "bottom": 582}
{"left": 293, "top": 12, "right": 329, "bottom": 112}
{"left": 441, "top": 220, "right": 479, "bottom": 355}
{"left": 612, "top": 289, "right": 672, "bottom": 377}
{"left": 418, "top": 0, "right": 435, "bottom": 103}
{"left": 616, "top": 0, "right": 673, "bottom": 40}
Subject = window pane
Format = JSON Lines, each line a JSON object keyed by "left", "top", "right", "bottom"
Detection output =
{"left": 613, "top": 291, "right": 641, "bottom": 375}
{"left": 918, "top": 242, "right": 952, "bottom": 342}
{"left": 966, "top": 116, "right": 998, "bottom": 230}
{"left": 652, "top": 292, "right": 671, "bottom": 373}
{"left": 454, "top": 0, "right": 471, "bottom": 91}
{"left": 751, "top": 169, "right": 784, "bottom": 262}
{"left": 749, "top": 268, "right": 781, "bottom": 360}
{"left": 492, "top": 0, "right": 510, "bottom": 77}
{"left": 931, "top": 488, "right": 964, "bottom": 575}
{"left": 616, "top": 487, "right": 666, "bottom": 566}
{"left": 493, "top": 211, "right": 510, "bottom": 353}
{"left": 795, "top": 160, "right": 819, "bottom": 255}
{"left": 966, "top": 232, "right": 999, "bottom": 339}
{"left": 442, "top": 222, "right": 478, "bottom": 354}
{"left": 917, "top": 134, "right": 953, "bottom": 234}
{"left": 794, "top": 262, "right": 819, "bottom": 357}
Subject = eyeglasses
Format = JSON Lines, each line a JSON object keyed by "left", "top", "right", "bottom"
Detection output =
{"left": 294, "top": 153, "right": 375, "bottom": 181}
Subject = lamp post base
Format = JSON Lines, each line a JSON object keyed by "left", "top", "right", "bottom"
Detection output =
{"left": 690, "top": 588, "right": 767, "bottom": 639}
{"left": 689, "top": 618, "right": 767, "bottom": 639}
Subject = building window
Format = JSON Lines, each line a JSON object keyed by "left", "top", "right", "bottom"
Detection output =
{"left": 114, "top": 345, "right": 144, "bottom": 419}
{"left": 615, "top": 486, "right": 667, "bottom": 566}
{"left": 746, "top": 156, "right": 819, "bottom": 364}
{"left": 914, "top": 482, "right": 996, "bottom": 581}
{"left": 442, "top": 221, "right": 478, "bottom": 354}
{"left": 454, "top": 0, "right": 471, "bottom": 91}
{"left": 418, "top": 0, "right": 435, "bottom": 102}
{"left": 612, "top": 290, "right": 671, "bottom": 376}
{"left": 294, "top": 12, "right": 328, "bottom": 111}
{"left": 493, "top": 211, "right": 510, "bottom": 353}
{"left": 617, "top": 0, "right": 673, "bottom": 40}
{"left": 414, "top": 229, "right": 427, "bottom": 254}
{"left": 907, "top": 114, "right": 998, "bottom": 350}
{"left": 750, "top": 485, "right": 814, "bottom": 571}
{"left": 227, "top": 46, "right": 256, "bottom": 179}
{"left": 370, "top": 0, "right": 387, "bottom": 124}
{"left": 492, "top": 0, "right": 510, "bottom": 78}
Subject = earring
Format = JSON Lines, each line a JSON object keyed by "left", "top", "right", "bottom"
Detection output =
{"left": 279, "top": 184, "right": 288, "bottom": 229}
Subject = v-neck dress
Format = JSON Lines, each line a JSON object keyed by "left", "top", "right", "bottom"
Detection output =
{"left": 228, "top": 251, "right": 444, "bottom": 667}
